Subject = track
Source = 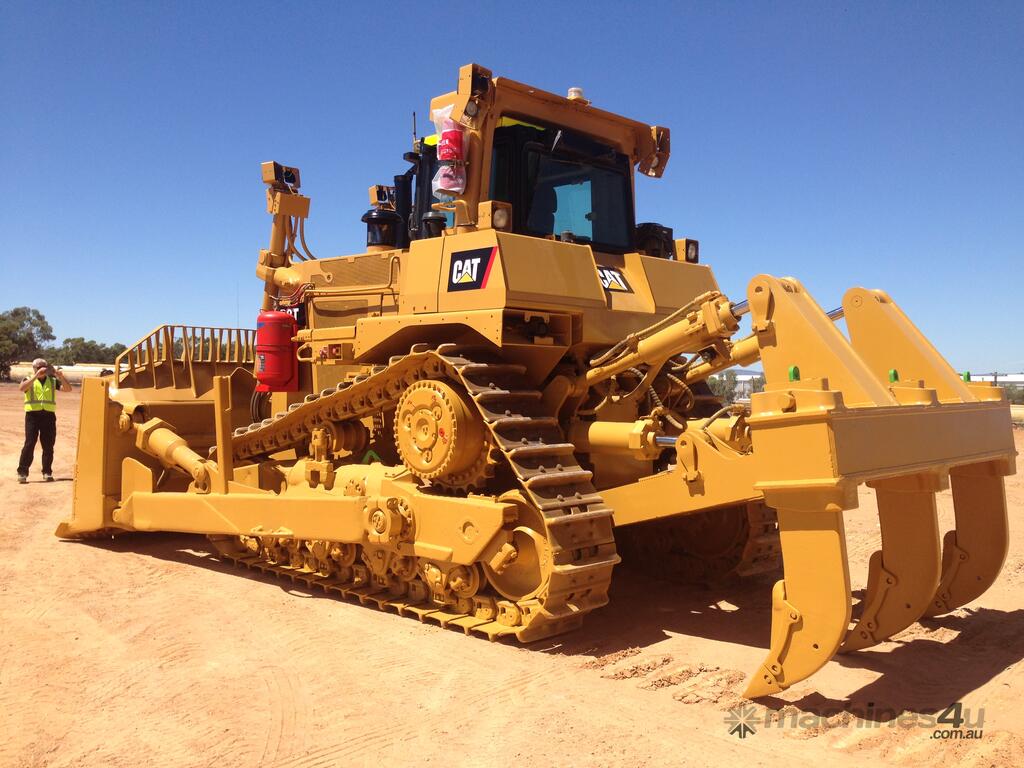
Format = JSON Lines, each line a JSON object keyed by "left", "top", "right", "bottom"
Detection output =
{"left": 617, "top": 501, "right": 781, "bottom": 582}
{"left": 222, "top": 344, "right": 619, "bottom": 642}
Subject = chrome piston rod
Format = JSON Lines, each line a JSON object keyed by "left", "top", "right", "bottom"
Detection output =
{"left": 731, "top": 300, "right": 844, "bottom": 322}
{"left": 671, "top": 301, "right": 846, "bottom": 388}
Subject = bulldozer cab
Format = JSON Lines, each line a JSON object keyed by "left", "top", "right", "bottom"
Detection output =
{"left": 401, "top": 63, "right": 670, "bottom": 256}
{"left": 413, "top": 120, "right": 636, "bottom": 251}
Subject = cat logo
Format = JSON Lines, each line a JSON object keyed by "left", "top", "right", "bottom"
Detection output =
{"left": 597, "top": 266, "right": 632, "bottom": 293}
{"left": 448, "top": 246, "right": 498, "bottom": 292}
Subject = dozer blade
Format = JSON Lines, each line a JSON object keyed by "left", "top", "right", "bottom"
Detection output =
{"left": 924, "top": 459, "right": 1010, "bottom": 617}
{"left": 744, "top": 500, "right": 852, "bottom": 698}
{"left": 841, "top": 473, "right": 942, "bottom": 652}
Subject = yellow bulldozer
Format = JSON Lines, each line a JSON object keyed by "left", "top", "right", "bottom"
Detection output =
{"left": 58, "top": 64, "right": 1016, "bottom": 698}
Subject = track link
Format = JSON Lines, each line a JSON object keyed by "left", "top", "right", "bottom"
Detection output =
{"left": 734, "top": 503, "right": 781, "bottom": 578}
{"left": 617, "top": 501, "right": 781, "bottom": 582}
{"left": 209, "top": 539, "right": 526, "bottom": 640}
{"left": 446, "top": 352, "right": 619, "bottom": 638}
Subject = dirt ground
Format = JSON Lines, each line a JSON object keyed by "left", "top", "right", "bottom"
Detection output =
{"left": 1, "top": 384, "right": 1022, "bottom": 768}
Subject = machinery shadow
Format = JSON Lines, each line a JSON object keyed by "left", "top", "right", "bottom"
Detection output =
{"left": 66, "top": 533, "right": 832, "bottom": 653}
{"left": 67, "top": 531, "right": 349, "bottom": 598}
{"left": 66, "top": 531, "right": 237, "bottom": 570}
{"left": 71, "top": 532, "right": 780, "bottom": 649}
{"left": 564, "top": 567, "right": 1024, "bottom": 715}
{"left": 542, "top": 563, "right": 777, "bottom": 654}
{"left": 758, "top": 607, "right": 1024, "bottom": 720}
{"left": 71, "top": 532, "right": 1024, "bottom": 716}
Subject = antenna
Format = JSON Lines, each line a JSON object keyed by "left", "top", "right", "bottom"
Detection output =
{"left": 412, "top": 111, "right": 418, "bottom": 148}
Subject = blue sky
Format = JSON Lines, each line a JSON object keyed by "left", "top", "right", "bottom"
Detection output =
{"left": 1, "top": 1, "right": 1021, "bottom": 371}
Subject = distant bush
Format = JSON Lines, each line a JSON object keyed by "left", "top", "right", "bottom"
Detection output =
{"left": 46, "top": 337, "right": 128, "bottom": 366}
{"left": 1003, "top": 383, "right": 1024, "bottom": 405}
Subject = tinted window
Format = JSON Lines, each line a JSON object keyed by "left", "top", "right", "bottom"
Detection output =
{"left": 524, "top": 152, "right": 632, "bottom": 250}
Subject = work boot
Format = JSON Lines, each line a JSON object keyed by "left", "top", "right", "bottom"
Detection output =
{"left": 18, "top": 474, "right": 28, "bottom": 484}
{"left": 43, "top": 473, "right": 54, "bottom": 482}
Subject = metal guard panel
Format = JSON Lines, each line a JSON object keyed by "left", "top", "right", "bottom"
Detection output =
{"left": 831, "top": 401, "right": 1016, "bottom": 480}
{"left": 497, "top": 232, "right": 607, "bottom": 309}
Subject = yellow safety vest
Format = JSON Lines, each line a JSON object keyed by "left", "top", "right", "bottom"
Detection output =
{"left": 24, "top": 376, "right": 57, "bottom": 413}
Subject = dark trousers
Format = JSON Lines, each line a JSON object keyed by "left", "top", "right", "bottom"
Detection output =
{"left": 18, "top": 411, "right": 57, "bottom": 476}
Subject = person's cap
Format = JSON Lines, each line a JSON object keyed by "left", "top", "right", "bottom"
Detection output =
{"left": 32, "top": 358, "right": 48, "bottom": 369}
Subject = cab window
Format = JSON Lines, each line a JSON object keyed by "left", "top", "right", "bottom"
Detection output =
{"left": 488, "top": 122, "right": 634, "bottom": 252}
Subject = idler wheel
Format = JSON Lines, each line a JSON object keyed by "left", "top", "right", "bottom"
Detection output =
{"left": 484, "top": 492, "right": 552, "bottom": 601}
{"left": 394, "top": 380, "right": 489, "bottom": 488}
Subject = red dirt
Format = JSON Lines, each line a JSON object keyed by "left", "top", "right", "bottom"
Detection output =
{"left": 1, "top": 383, "right": 1021, "bottom": 766}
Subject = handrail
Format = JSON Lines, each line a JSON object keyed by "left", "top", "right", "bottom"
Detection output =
{"left": 115, "top": 324, "right": 256, "bottom": 387}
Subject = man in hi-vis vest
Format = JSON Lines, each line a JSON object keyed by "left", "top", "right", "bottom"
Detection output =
{"left": 17, "top": 358, "right": 72, "bottom": 483}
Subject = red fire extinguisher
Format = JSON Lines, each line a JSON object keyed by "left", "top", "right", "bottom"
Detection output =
{"left": 255, "top": 310, "right": 298, "bottom": 392}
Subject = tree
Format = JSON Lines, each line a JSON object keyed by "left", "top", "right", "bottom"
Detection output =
{"left": 1005, "top": 383, "right": 1023, "bottom": 405}
{"left": 0, "top": 307, "right": 128, "bottom": 379}
{"left": 708, "top": 370, "right": 739, "bottom": 402}
{"left": 0, "top": 307, "right": 55, "bottom": 380}
{"left": 47, "top": 337, "right": 128, "bottom": 365}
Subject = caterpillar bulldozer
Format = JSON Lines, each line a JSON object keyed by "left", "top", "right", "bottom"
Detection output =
{"left": 57, "top": 64, "right": 1016, "bottom": 698}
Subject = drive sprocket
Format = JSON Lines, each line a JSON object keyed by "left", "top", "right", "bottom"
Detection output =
{"left": 394, "top": 379, "right": 495, "bottom": 492}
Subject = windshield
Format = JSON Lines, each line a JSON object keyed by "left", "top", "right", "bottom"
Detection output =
{"left": 524, "top": 151, "right": 633, "bottom": 250}
{"left": 488, "top": 123, "right": 636, "bottom": 252}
